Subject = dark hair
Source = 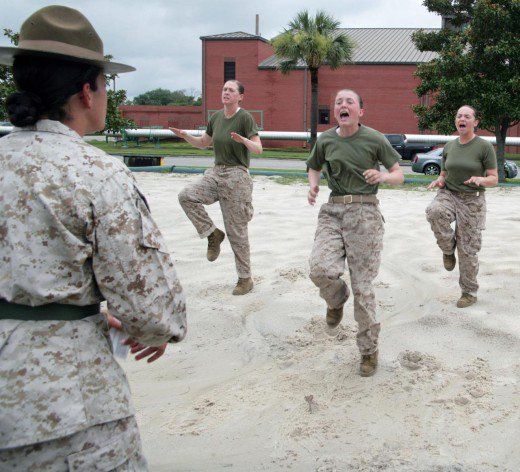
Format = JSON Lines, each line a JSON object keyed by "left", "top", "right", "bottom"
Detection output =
{"left": 7, "top": 55, "right": 102, "bottom": 127}
{"left": 458, "top": 105, "right": 477, "bottom": 119}
{"left": 227, "top": 80, "right": 244, "bottom": 94}
{"left": 336, "top": 89, "right": 364, "bottom": 109}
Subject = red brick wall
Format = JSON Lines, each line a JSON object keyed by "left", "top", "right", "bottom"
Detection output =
{"left": 119, "top": 105, "right": 203, "bottom": 129}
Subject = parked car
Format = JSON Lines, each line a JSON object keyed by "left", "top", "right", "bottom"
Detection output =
{"left": 384, "top": 134, "right": 436, "bottom": 160}
{"left": 412, "top": 148, "right": 518, "bottom": 178}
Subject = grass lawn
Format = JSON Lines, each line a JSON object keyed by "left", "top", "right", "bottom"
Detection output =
{"left": 89, "top": 140, "right": 309, "bottom": 159}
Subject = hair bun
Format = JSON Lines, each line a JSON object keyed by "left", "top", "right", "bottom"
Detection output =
{"left": 6, "top": 91, "right": 44, "bottom": 127}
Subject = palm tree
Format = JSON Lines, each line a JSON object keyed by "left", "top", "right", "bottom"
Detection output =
{"left": 272, "top": 10, "right": 355, "bottom": 148}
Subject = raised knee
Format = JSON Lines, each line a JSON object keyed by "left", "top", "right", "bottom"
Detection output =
{"left": 425, "top": 203, "right": 444, "bottom": 222}
{"left": 178, "top": 188, "right": 190, "bottom": 204}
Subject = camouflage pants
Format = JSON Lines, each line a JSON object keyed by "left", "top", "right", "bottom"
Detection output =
{"left": 0, "top": 416, "right": 147, "bottom": 471}
{"left": 178, "top": 165, "right": 254, "bottom": 278}
{"left": 309, "top": 202, "right": 384, "bottom": 355}
{"left": 425, "top": 189, "right": 486, "bottom": 295}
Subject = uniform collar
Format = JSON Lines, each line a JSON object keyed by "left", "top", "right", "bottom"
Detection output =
{"left": 14, "top": 119, "right": 82, "bottom": 139}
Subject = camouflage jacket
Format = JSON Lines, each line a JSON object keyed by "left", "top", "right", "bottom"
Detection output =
{"left": 0, "top": 120, "right": 187, "bottom": 448}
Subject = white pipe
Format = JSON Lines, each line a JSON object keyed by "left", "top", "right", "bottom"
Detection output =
{"left": 2, "top": 125, "right": 520, "bottom": 146}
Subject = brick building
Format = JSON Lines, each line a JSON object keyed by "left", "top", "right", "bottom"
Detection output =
{"left": 201, "top": 28, "right": 438, "bottom": 146}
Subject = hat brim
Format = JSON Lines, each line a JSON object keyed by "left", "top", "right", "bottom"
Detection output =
{"left": 0, "top": 46, "right": 135, "bottom": 74}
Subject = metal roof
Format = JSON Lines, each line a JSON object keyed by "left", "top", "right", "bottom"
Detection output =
{"left": 259, "top": 28, "right": 439, "bottom": 67}
{"left": 200, "top": 31, "right": 268, "bottom": 43}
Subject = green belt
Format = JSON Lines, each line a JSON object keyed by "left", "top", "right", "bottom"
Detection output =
{"left": 0, "top": 299, "right": 101, "bottom": 321}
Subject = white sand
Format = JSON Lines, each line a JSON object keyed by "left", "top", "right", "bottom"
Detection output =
{"left": 122, "top": 174, "right": 520, "bottom": 472}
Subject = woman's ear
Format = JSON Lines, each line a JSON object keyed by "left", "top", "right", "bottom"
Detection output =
{"left": 78, "top": 82, "right": 93, "bottom": 108}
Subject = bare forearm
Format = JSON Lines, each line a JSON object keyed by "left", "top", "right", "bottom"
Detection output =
{"left": 383, "top": 169, "right": 404, "bottom": 186}
{"left": 184, "top": 134, "right": 209, "bottom": 149}
{"left": 308, "top": 168, "right": 321, "bottom": 188}
{"left": 242, "top": 137, "right": 262, "bottom": 154}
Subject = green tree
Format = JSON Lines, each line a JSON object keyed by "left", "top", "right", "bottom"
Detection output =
{"left": 103, "top": 55, "right": 135, "bottom": 133}
{"left": 271, "top": 10, "right": 354, "bottom": 148}
{"left": 133, "top": 88, "right": 200, "bottom": 106}
{"left": 412, "top": 0, "right": 520, "bottom": 181}
{"left": 0, "top": 29, "right": 19, "bottom": 121}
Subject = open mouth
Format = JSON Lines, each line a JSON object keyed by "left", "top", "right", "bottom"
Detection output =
{"left": 459, "top": 123, "right": 467, "bottom": 128}
{"left": 339, "top": 111, "right": 349, "bottom": 119}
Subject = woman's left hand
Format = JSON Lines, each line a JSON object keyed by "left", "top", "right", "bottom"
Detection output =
{"left": 122, "top": 339, "right": 168, "bottom": 363}
{"left": 464, "top": 176, "right": 485, "bottom": 186}
{"left": 230, "top": 132, "right": 246, "bottom": 143}
{"left": 363, "top": 169, "right": 387, "bottom": 185}
{"left": 104, "top": 310, "right": 167, "bottom": 363}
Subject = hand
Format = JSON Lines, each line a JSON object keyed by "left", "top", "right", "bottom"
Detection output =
{"left": 123, "top": 339, "right": 168, "bottom": 363}
{"left": 363, "top": 169, "right": 387, "bottom": 185}
{"left": 427, "top": 178, "right": 445, "bottom": 190}
{"left": 169, "top": 126, "right": 188, "bottom": 140}
{"left": 308, "top": 185, "right": 319, "bottom": 205}
{"left": 230, "top": 132, "right": 246, "bottom": 143}
{"left": 464, "top": 176, "right": 485, "bottom": 186}
{"left": 104, "top": 311, "right": 167, "bottom": 363}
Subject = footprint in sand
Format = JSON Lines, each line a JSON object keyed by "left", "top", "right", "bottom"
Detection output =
{"left": 420, "top": 263, "right": 437, "bottom": 273}
{"left": 398, "top": 351, "right": 440, "bottom": 372}
{"left": 278, "top": 267, "right": 307, "bottom": 282}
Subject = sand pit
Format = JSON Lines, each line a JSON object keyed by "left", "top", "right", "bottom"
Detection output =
{"left": 122, "top": 173, "right": 520, "bottom": 471}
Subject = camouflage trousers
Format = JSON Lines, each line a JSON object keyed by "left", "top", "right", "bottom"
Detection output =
{"left": 0, "top": 416, "right": 147, "bottom": 471}
{"left": 309, "top": 202, "right": 384, "bottom": 355}
{"left": 178, "top": 165, "right": 254, "bottom": 278}
{"left": 426, "top": 188, "right": 486, "bottom": 296}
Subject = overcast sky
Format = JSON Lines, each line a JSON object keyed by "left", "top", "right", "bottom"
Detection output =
{"left": 0, "top": 0, "right": 441, "bottom": 99}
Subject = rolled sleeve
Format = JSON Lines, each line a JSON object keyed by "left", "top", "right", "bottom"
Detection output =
{"left": 90, "top": 171, "right": 187, "bottom": 346}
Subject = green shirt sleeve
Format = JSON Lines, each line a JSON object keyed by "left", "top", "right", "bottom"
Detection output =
{"left": 243, "top": 112, "right": 259, "bottom": 139}
{"left": 482, "top": 141, "right": 497, "bottom": 170}
{"left": 441, "top": 145, "right": 448, "bottom": 172}
{"left": 306, "top": 136, "right": 325, "bottom": 171}
{"left": 377, "top": 134, "right": 401, "bottom": 169}
{"left": 206, "top": 113, "right": 215, "bottom": 137}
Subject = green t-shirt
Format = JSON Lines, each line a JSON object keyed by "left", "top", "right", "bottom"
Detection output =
{"left": 441, "top": 136, "right": 497, "bottom": 193}
{"left": 306, "top": 125, "right": 400, "bottom": 196}
{"left": 206, "top": 108, "right": 259, "bottom": 167}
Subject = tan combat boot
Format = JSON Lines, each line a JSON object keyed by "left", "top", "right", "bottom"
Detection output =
{"left": 207, "top": 228, "right": 225, "bottom": 261}
{"left": 232, "top": 277, "right": 253, "bottom": 296}
{"left": 326, "top": 305, "right": 344, "bottom": 328}
{"left": 359, "top": 351, "right": 378, "bottom": 377}
{"left": 443, "top": 253, "right": 456, "bottom": 271}
{"left": 456, "top": 293, "right": 477, "bottom": 308}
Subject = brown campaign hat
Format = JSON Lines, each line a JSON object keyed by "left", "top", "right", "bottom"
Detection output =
{"left": 0, "top": 5, "right": 135, "bottom": 73}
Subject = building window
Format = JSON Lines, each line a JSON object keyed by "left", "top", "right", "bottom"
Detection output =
{"left": 319, "top": 107, "right": 330, "bottom": 125}
{"left": 224, "top": 61, "right": 236, "bottom": 82}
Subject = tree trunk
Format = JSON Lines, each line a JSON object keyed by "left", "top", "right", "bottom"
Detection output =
{"left": 309, "top": 68, "right": 319, "bottom": 150}
{"left": 494, "top": 118, "right": 508, "bottom": 182}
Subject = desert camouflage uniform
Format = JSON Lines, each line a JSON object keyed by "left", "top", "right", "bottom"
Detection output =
{"left": 0, "top": 120, "right": 187, "bottom": 469}
{"left": 309, "top": 203, "right": 384, "bottom": 355}
{"left": 178, "top": 166, "right": 254, "bottom": 278}
{"left": 426, "top": 188, "right": 486, "bottom": 296}
{"left": 0, "top": 417, "right": 146, "bottom": 471}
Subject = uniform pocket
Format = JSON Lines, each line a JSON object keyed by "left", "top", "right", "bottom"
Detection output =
{"left": 67, "top": 435, "right": 130, "bottom": 471}
{"left": 226, "top": 169, "right": 253, "bottom": 202}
